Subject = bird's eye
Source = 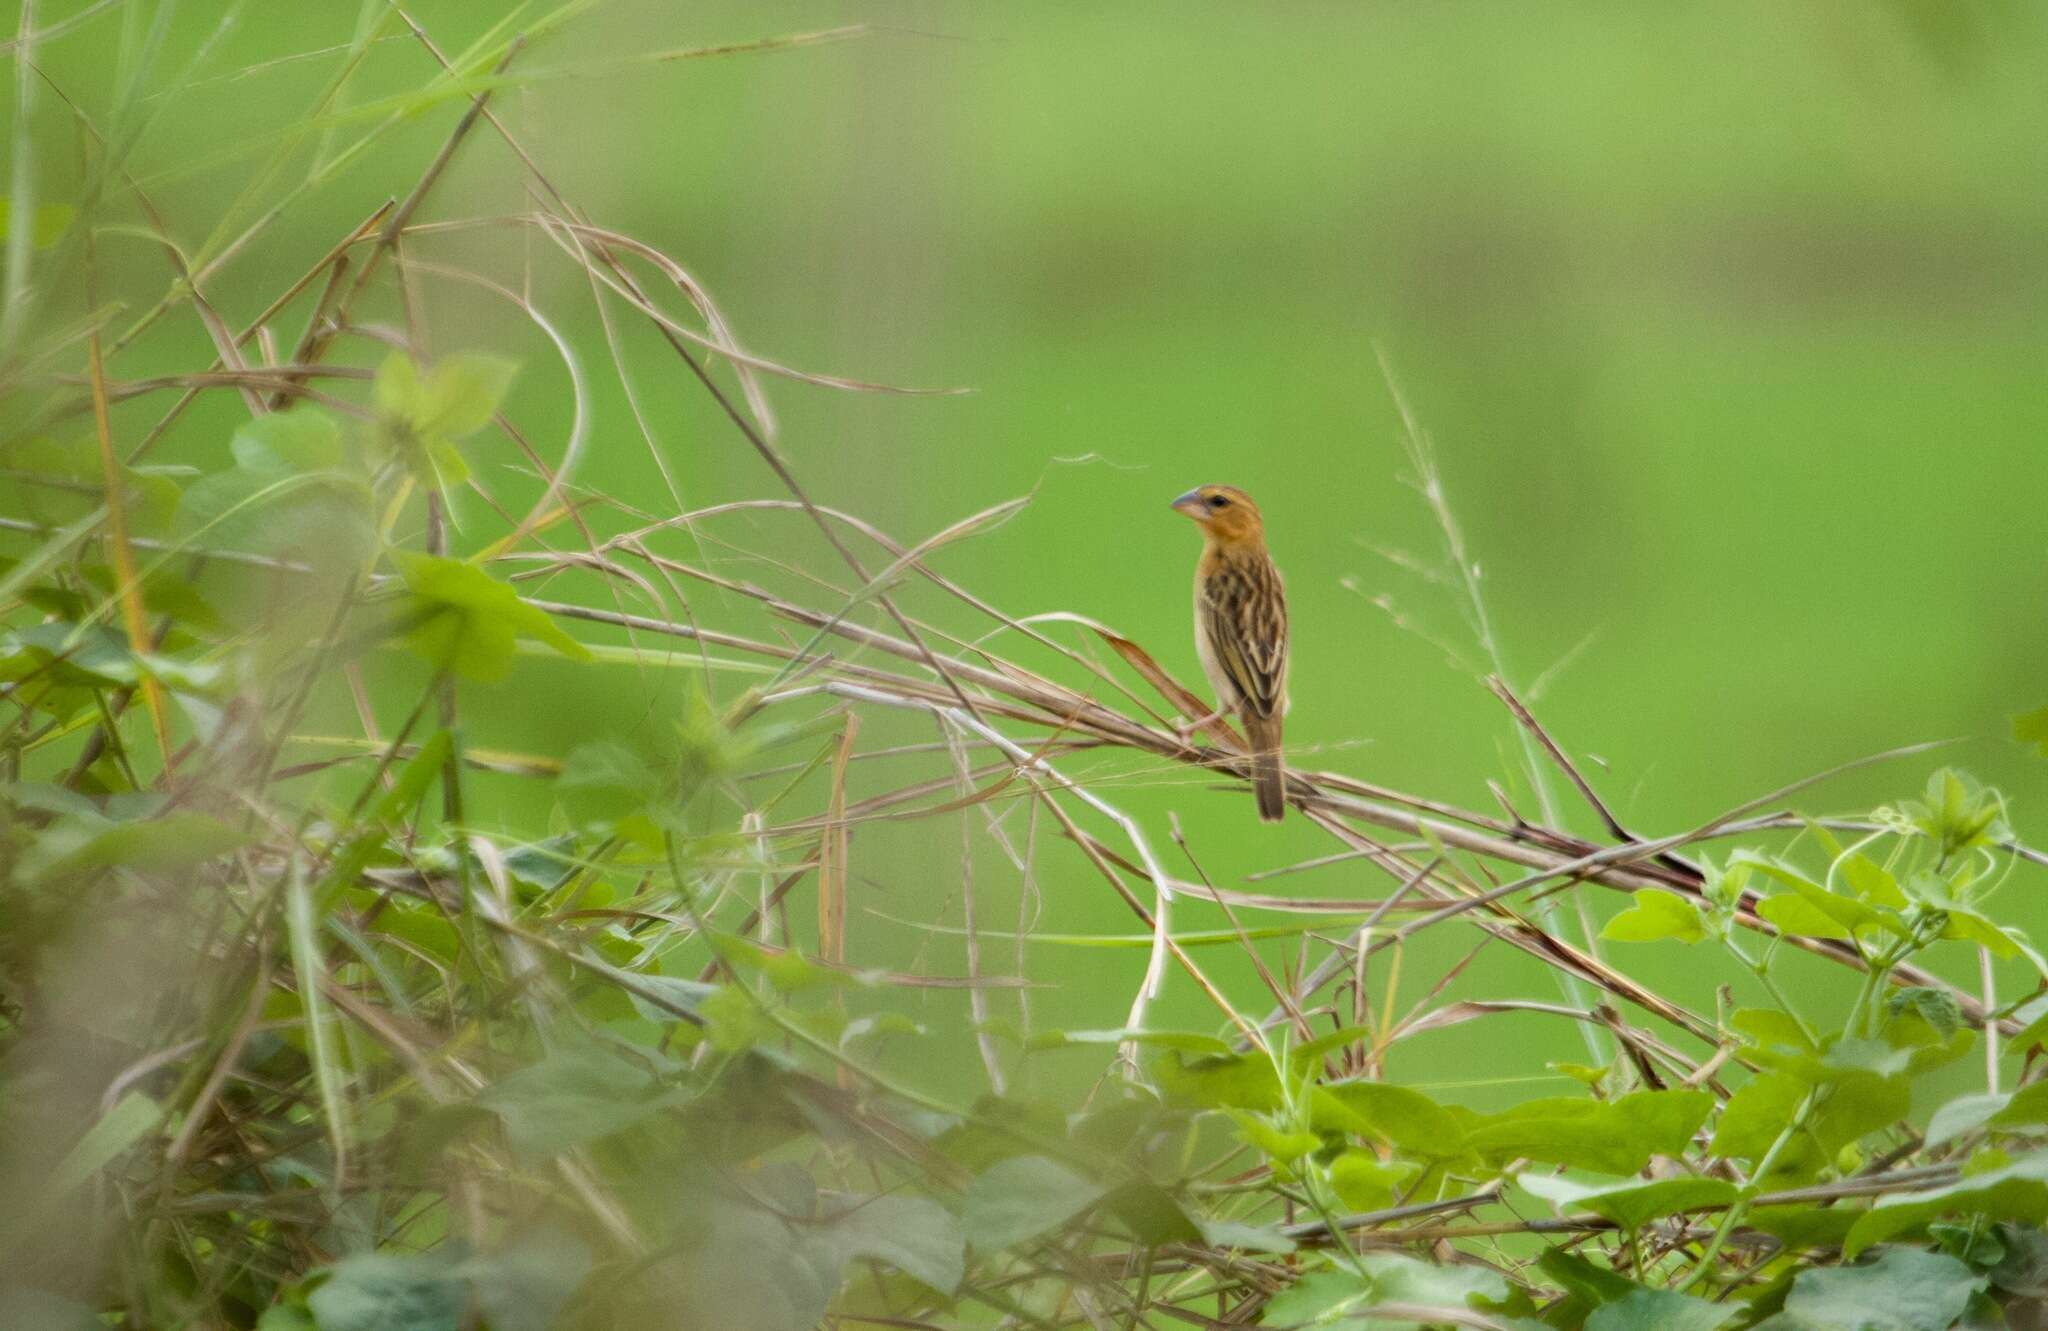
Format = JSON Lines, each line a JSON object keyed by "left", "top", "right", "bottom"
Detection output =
{"left": 1208, "top": 495, "right": 1231, "bottom": 509}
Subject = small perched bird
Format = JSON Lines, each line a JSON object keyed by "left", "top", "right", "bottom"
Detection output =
{"left": 1171, "top": 485, "right": 1290, "bottom": 821}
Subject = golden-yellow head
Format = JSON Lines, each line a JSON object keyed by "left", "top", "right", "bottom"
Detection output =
{"left": 1171, "top": 484, "right": 1265, "bottom": 546}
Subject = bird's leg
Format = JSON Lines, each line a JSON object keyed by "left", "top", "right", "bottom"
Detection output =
{"left": 1174, "top": 704, "right": 1232, "bottom": 746}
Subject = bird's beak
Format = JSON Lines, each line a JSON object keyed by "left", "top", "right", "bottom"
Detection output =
{"left": 1170, "top": 489, "right": 1208, "bottom": 520}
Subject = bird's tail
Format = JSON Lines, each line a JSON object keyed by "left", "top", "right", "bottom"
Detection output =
{"left": 1244, "top": 714, "right": 1285, "bottom": 823}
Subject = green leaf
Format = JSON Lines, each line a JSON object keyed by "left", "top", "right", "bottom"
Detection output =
{"left": 477, "top": 1046, "right": 685, "bottom": 1159}
{"left": 392, "top": 553, "right": 591, "bottom": 681}
{"left": 1154, "top": 1051, "right": 1282, "bottom": 1113}
{"left": 2009, "top": 994, "right": 2048, "bottom": 1054}
{"left": 1906, "top": 876, "right": 2021, "bottom": 957}
{"left": 962, "top": 1155, "right": 1107, "bottom": 1250}
{"left": 1353, "top": 1249, "right": 1509, "bottom": 1309}
{"left": 621, "top": 973, "right": 718, "bottom": 1024}
{"left": 1711, "top": 1071, "right": 1805, "bottom": 1161}
{"left": 1926, "top": 1092, "right": 2011, "bottom": 1149}
{"left": 1586, "top": 1289, "right": 1739, "bottom": 1331}
{"left": 305, "top": 1252, "right": 464, "bottom": 1331}
{"left": 1747, "top": 1203, "right": 1862, "bottom": 1249}
{"left": 1261, "top": 1269, "right": 1363, "bottom": 1326}
{"left": 1995, "top": 1080, "right": 2048, "bottom": 1131}
{"left": 455, "top": 1229, "right": 592, "bottom": 1331}
{"left": 1463, "top": 1089, "right": 1712, "bottom": 1175}
{"left": 24, "top": 811, "right": 249, "bottom": 882}
{"left": 1897, "top": 769, "right": 2009, "bottom": 861}
{"left": 1312, "top": 1080, "right": 1464, "bottom": 1155}
{"left": 1745, "top": 854, "right": 1903, "bottom": 942}
{"left": 1534, "top": 1175, "right": 1739, "bottom": 1230}
{"left": 1843, "top": 1151, "right": 2048, "bottom": 1257}
{"left": 230, "top": 409, "right": 347, "bottom": 475}
{"left": 1757, "top": 892, "right": 1858, "bottom": 940}
{"left": 1772, "top": 1247, "right": 1982, "bottom": 1329}
{"left": 1733, "top": 1007, "right": 1815, "bottom": 1052}
{"left": 1327, "top": 1150, "right": 1420, "bottom": 1210}
{"left": 1602, "top": 889, "right": 1706, "bottom": 943}
{"left": 1886, "top": 987, "right": 1964, "bottom": 1040}
{"left": 1198, "top": 1217, "right": 1298, "bottom": 1254}
{"left": 416, "top": 353, "right": 518, "bottom": 440}
{"left": 374, "top": 352, "right": 424, "bottom": 419}
{"left": 41, "top": 1091, "right": 162, "bottom": 1200}
{"left": 822, "top": 1194, "right": 965, "bottom": 1294}
{"left": 1105, "top": 1180, "right": 1203, "bottom": 1245}
{"left": 1535, "top": 1248, "right": 1639, "bottom": 1305}
{"left": 1839, "top": 852, "right": 1907, "bottom": 908}
{"left": 1232, "top": 1112, "right": 1322, "bottom": 1164}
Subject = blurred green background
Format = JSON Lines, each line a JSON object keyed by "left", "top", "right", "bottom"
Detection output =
{"left": 12, "top": 0, "right": 2048, "bottom": 1105}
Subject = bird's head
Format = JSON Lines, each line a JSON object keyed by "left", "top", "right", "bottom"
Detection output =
{"left": 1171, "top": 485, "right": 1265, "bottom": 545}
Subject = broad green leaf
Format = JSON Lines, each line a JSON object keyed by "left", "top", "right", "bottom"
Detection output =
{"left": 1353, "top": 1249, "right": 1508, "bottom": 1309}
{"left": 41, "top": 1092, "right": 163, "bottom": 1200}
{"left": 1907, "top": 876, "right": 2020, "bottom": 957}
{"left": 1926, "top": 1092, "right": 2010, "bottom": 1148}
{"left": 392, "top": 553, "right": 591, "bottom": 681}
{"left": 1199, "top": 1217, "right": 1298, "bottom": 1254}
{"left": 374, "top": 352, "right": 420, "bottom": 419}
{"left": 176, "top": 463, "right": 373, "bottom": 559}
{"left": 1587, "top": 1289, "right": 1738, "bottom": 1331}
{"left": 1744, "top": 855, "right": 1902, "bottom": 941}
{"left": 1843, "top": 1151, "right": 2048, "bottom": 1256}
{"left": 1463, "top": 1089, "right": 1712, "bottom": 1175}
{"left": 1772, "top": 1247, "right": 1982, "bottom": 1328}
{"left": 1232, "top": 1112, "right": 1322, "bottom": 1164}
{"left": 1105, "top": 1180, "right": 1203, "bottom": 1244}
{"left": 1328, "top": 1151, "right": 1420, "bottom": 1210}
{"left": 1261, "top": 1269, "right": 1363, "bottom": 1326}
{"left": 1535, "top": 1175, "right": 1739, "bottom": 1230}
{"left": 962, "top": 1155, "right": 1106, "bottom": 1250}
{"left": 1155, "top": 1051, "right": 1282, "bottom": 1113}
{"left": 1535, "top": 1248, "right": 1639, "bottom": 1305}
{"left": 305, "top": 1252, "right": 464, "bottom": 1331}
{"left": 230, "top": 410, "right": 347, "bottom": 474}
{"left": 1747, "top": 1203, "right": 1862, "bottom": 1249}
{"left": 1839, "top": 852, "right": 1907, "bottom": 908}
{"left": 4, "top": 621, "right": 143, "bottom": 687}
{"left": 1897, "top": 768, "right": 2008, "bottom": 861}
{"left": 1601, "top": 889, "right": 1706, "bottom": 943}
{"left": 1757, "top": 892, "right": 1857, "bottom": 940}
{"left": 621, "top": 973, "right": 718, "bottom": 1024}
{"left": 2010, "top": 994, "right": 2048, "bottom": 1053}
{"left": 1987, "top": 1082, "right": 2048, "bottom": 1132}
{"left": 1733, "top": 1007, "right": 1814, "bottom": 1052}
{"left": 1885, "top": 987, "right": 1964, "bottom": 1040}
{"left": 477, "top": 1046, "right": 685, "bottom": 1159}
{"left": 821, "top": 1194, "right": 965, "bottom": 1294}
{"left": 1711, "top": 1071, "right": 1805, "bottom": 1161}
{"left": 456, "top": 1230, "right": 592, "bottom": 1331}
{"left": 1286, "top": 1025, "right": 1375, "bottom": 1069}
{"left": 1313, "top": 1080, "right": 1464, "bottom": 1155}
{"left": 25, "top": 811, "right": 248, "bottom": 882}
{"left": 665, "top": 1193, "right": 840, "bottom": 1331}
{"left": 416, "top": 353, "right": 518, "bottom": 440}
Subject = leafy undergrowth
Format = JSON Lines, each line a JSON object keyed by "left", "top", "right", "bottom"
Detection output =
{"left": 5, "top": 7, "right": 2048, "bottom": 1331}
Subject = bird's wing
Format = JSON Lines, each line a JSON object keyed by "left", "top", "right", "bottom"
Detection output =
{"left": 1200, "top": 553, "right": 1288, "bottom": 720}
